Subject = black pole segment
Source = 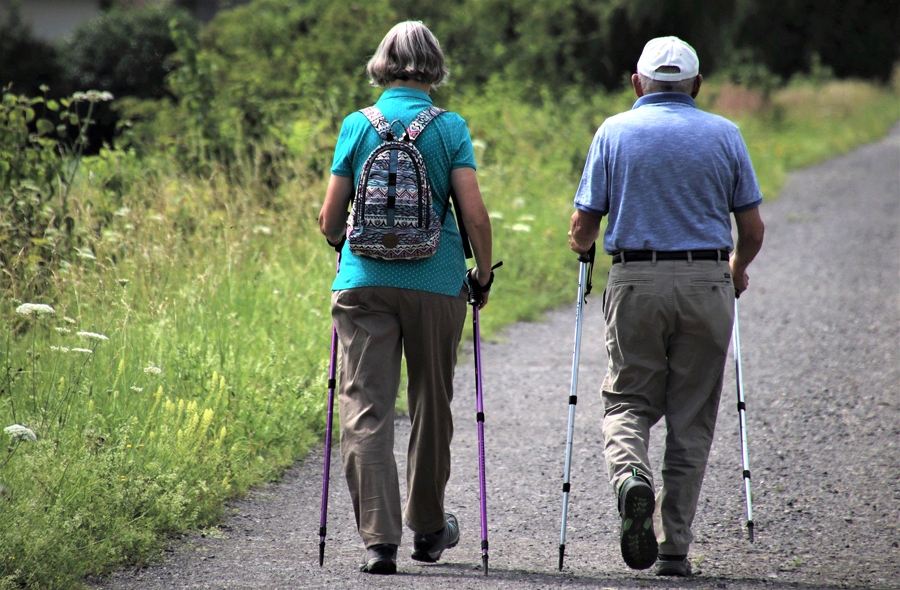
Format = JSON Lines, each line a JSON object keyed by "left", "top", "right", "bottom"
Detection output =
{"left": 482, "top": 554, "right": 489, "bottom": 576}
{"left": 747, "top": 520, "right": 755, "bottom": 543}
{"left": 558, "top": 544, "right": 565, "bottom": 570}
{"left": 318, "top": 541, "right": 324, "bottom": 567}
{"left": 476, "top": 411, "right": 485, "bottom": 422}
{"left": 568, "top": 395, "right": 577, "bottom": 405}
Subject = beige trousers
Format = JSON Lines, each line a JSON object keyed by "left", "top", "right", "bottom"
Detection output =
{"left": 600, "top": 259, "right": 735, "bottom": 555}
{"left": 331, "top": 285, "right": 467, "bottom": 547}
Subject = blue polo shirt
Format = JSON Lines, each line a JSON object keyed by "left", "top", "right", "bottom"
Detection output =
{"left": 574, "top": 92, "right": 762, "bottom": 254}
{"left": 330, "top": 88, "right": 476, "bottom": 296}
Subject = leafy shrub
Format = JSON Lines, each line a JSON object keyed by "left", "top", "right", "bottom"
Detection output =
{"left": 0, "top": 88, "right": 113, "bottom": 301}
{"left": 0, "top": 4, "right": 63, "bottom": 96}
{"left": 62, "top": 5, "right": 198, "bottom": 101}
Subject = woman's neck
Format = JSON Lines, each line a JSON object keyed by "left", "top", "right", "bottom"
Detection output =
{"left": 388, "top": 80, "right": 431, "bottom": 94}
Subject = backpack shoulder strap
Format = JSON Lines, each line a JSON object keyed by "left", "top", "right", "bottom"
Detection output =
{"left": 360, "top": 106, "right": 393, "bottom": 140}
{"left": 404, "top": 106, "right": 445, "bottom": 142}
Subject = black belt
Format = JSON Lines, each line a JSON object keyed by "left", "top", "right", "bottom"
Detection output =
{"left": 611, "top": 250, "right": 729, "bottom": 264}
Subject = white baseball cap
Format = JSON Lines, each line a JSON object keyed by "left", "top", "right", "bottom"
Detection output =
{"left": 637, "top": 36, "right": 699, "bottom": 81}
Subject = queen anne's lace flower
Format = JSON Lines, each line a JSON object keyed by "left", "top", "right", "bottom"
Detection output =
{"left": 15, "top": 303, "right": 55, "bottom": 316}
{"left": 77, "top": 331, "right": 109, "bottom": 341}
{"left": 71, "top": 348, "right": 93, "bottom": 354}
{"left": 4, "top": 424, "right": 37, "bottom": 442}
{"left": 144, "top": 365, "right": 162, "bottom": 375}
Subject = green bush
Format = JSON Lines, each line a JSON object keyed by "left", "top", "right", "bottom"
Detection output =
{"left": 0, "top": 4, "right": 63, "bottom": 96}
{"left": 62, "top": 5, "right": 198, "bottom": 101}
{"left": 0, "top": 88, "right": 113, "bottom": 301}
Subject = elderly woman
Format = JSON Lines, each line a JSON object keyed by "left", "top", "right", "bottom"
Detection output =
{"left": 318, "top": 21, "right": 494, "bottom": 575}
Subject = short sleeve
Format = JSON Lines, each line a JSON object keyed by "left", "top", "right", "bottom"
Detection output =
{"left": 573, "top": 126, "right": 609, "bottom": 216}
{"left": 330, "top": 114, "right": 358, "bottom": 177}
{"left": 450, "top": 116, "right": 477, "bottom": 170}
{"left": 730, "top": 129, "right": 763, "bottom": 212}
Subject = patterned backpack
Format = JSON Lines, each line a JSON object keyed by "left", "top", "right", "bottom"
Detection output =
{"left": 346, "top": 106, "right": 449, "bottom": 260}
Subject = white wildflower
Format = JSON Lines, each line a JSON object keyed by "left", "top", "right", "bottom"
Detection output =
{"left": 64, "top": 316, "right": 76, "bottom": 324}
{"left": 510, "top": 223, "right": 532, "bottom": 232}
{"left": 4, "top": 424, "right": 37, "bottom": 442}
{"left": 50, "top": 346, "right": 71, "bottom": 352}
{"left": 517, "top": 214, "right": 536, "bottom": 222}
{"left": 488, "top": 211, "right": 504, "bottom": 220}
{"left": 144, "top": 365, "right": 162, "bottom": 375}
{"left": 75, "top": 248, "right": 97, "bottom": 260}
{"left": 15, "top": 303, "right": 56, "bottom": 316}
{"left": 55, "top": 327, "right": 71, "bottom": 333}
{"left": 71, "top": 348, "right": 93, "bottom": 354}
{"left": 130, "top": 386, "right": 144, "bottom": 392}
{"left": 513, "top": 197, "right": 525, "bottom": 208}
{"left": 77, "top": 331, "right": 109, "bottom": 341}
{"left": 253, "top": 226, "right": 273, "bottom": 235}
{"left": 471, "top": 139, "right": 487, "bottom": 151}
{"left": 72, "top": 90, "right": 114, "bottom": 103}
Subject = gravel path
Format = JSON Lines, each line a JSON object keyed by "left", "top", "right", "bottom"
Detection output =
{"left": 92, "top": 125, "right": 900, "bottom": 590}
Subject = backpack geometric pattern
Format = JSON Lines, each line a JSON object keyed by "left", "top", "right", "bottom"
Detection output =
{"left": 346, "top": 106, "right": 447, "bottom": 260}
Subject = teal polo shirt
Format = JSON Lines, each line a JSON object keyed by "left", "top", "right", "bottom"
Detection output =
{"left": 330, "top": 87, "right": 476, "bottom": 296}
{"left": 574, "top": 92, "right": 763, "bottom": 254}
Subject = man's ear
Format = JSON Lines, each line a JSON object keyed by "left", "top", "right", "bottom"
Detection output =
{"left": 691, "top": 74, "right": 703, "bottom": 99}
{"left": 631, "top": 73, "right": 644, "bottom": 98}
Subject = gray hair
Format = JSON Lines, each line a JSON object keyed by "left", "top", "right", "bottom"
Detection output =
{"left": 638, "top": 66, "right": 697, "bottom": 95}
{"left": 366, "top": 21, "right": 449, "bottom": 88}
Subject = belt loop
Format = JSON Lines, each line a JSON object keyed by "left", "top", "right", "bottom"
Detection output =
{"left": 716, "top": 249, "right": 722, "bottom": 264}
{"left": 687, "top": 250, "right": 693, "bottom": 265}
{"left": 651, "top": 250, "right": 657, "bottom": 265}
{"left": 621, "top": 251, "right": 626, "bottom": 266}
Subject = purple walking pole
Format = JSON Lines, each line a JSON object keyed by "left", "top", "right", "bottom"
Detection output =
{"left": 467, "top": 261, "right": 501, "bottom": 575}
{"left": 472, "top": 304, "right": 489, "bottom": 575}
{"left": 319, "top": 254, "right": 340, "bottom": 566}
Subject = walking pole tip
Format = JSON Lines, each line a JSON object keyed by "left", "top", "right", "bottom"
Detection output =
{"left": 558, "top": 544, "right": 565, "bottom": 571}
{"left": 747, "top": 520, "right": 754, "bottom": 543}
{"left": 318, "top": 541, "right": 325, "bottom": 566}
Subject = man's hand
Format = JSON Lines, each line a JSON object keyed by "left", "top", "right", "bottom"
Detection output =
{"left": 730, "top": 259, "right": 750, "bottom": 296}
{"left": 569, "top": 209, "right": 602, "bottom": 253}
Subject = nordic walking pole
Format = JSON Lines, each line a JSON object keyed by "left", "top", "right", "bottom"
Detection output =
{"left": 319, "top": 250, "right": 341, "bottom": 566}
{"left": 468, "top": 261, "right": 503, "bottom": 576}
{"left": 733, "top": 295, "right": 754, "bottom": 542}
{"left": 558, "top": 243, "right": 595, "bottom": 571}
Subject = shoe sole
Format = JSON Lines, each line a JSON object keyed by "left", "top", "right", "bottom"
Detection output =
{"left": 620, "top": 483, "right": 658, "bottom": 570}
{"left": 410, "top": 536, "right": 459, "bottom": 563}
{"left": 360, "top": 558, "right": 397, "bottom": 575}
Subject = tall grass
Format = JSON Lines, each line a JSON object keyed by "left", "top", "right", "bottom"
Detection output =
{"left": 0, "top": 77, "right": 897, "bottom": 589}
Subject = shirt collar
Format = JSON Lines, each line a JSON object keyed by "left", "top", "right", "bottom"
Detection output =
{"left": 378, "top": 87, "right": 434, "bottom": 104}
{"left": 632, "top": 92, "right": 696, "bottom": 110}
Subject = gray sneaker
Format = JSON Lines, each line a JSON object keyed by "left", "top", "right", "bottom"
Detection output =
{"left": 411, "top": 513, "right": 460, "bottom": 563}
{"left": 654, "top": 554, "right": 693, "bottom": 576}
{"left": 359, "top": 543, "right": 397, "bottom": 575}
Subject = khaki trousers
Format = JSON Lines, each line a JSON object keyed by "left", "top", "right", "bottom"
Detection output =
{"left": 600, "top": 258, "right": 734, "bottom": 555}
{"left": 331, "top": 285, "right": 467, "bottom": 547}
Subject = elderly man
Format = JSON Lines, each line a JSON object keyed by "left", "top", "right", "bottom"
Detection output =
{"left": 568, "top": 36, "right": 765, "bottom": 576}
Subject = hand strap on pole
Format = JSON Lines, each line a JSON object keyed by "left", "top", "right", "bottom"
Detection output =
{"left": 577, "top": 243, "right": 595, "bottom": 300}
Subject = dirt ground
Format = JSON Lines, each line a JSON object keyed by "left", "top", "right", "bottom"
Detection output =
{"left": 91, "top": 125, "right": 900, "bottom": 590}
